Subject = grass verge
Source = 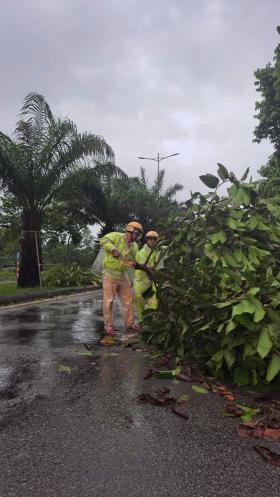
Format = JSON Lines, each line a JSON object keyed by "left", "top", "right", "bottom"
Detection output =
{"left": 0, "top": 282, "right": 56, "bottom": 296}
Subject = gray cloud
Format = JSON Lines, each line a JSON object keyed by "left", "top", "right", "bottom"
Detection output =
{"left": 1, "top": 0, "right": 279, "bottom": 199}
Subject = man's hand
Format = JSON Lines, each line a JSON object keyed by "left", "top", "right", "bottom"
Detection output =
{"left": 111, "top": 249, "right": 120, "bottom": 258}
{"left": 134, "top": 262, "right": 155, "bottom": 280}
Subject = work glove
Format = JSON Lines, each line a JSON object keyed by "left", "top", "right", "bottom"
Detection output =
{"left": 111, "top": 249, "right": 120, "bottom": 258}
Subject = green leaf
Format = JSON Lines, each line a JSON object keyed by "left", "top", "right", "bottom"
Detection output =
{"left": 199, "top": 174, "right": 219, "bottom": 189}
{"left": 235, "top": 404, "right": 259, "bottom": 421}
{"left": 246, "top": 216, "right": 258, "bottom": 230}
{"left": 204, "top": 243, "right": 219, "bottom": 263}
{"left": 266, "top": 353, "right": 280, "bottom": 382}
{"left": 266, "top": 267, "right": 273, "bottom": 279}
{"left": 257, "top": 326, "right": 273, "bottom": 359}
{"left": 267, "top": 201, "right": 280, "bottom": 217}
{"left": 232, "top": 299, "right": 255, "bottom": 318}
{"left": 191, "top": 385, "right": 209, "bottom": 394}
{"left": 210, "top": 350, "right": 224, "bottom": 362}
{"left": 233, "top": 247, "right": 243, "bottom": 262}
{"left": 248, "top": 247, "right": 270, "bottom": 265}
{"left": 251, "top": 369, "right": 258, "bottom": 386}
{"left": 232, "top": 298, "right": 265, "bottom": 323}
{"left": 78, "top": 351, "right": 94, "bottom": 357}
{"left": 247, "top": 287, "right": 260, "bottom": 297}
{"left": 154, "top": 367, "right": 182, "bottom": 378}
{"left": 230, "top": 187, "right": 250, "bottom": 207}
{"left": 226, "top": 217, "right": 244, "bottom": 230}
{"left": 222, "top": 248, "right": 239, "bottom": 267}
{"left": 214, "top": 298, "right": 240, "bottom": 309}
{"left": 217, "top": 323, "right": 225, "bottom": 333}
{"left": 178, "top": 393, "right": 190, "bottom": 401}
{"left": 243, "top": 342, "right": 256, "bottom": 357}
{"left": 233, "top": 367, "right": 250, "bottom": 386}
{"left": 208, "top": 230, "right": 227, "bottom": 244}
{"left": 217, "top": 163, "right": 229, "bottom": 180}
{"left": 225, "top": 321, "right": 237, "bottom": 334}
{"left": 223, "top": 349, "right": 235, "bottom": 369}
{"left": 250, "top": 298, "right": 265, "bottom": 323}
{"left": 236, "top": 314, "right": 258, "bottom": 331}
{"left": 58, "top": 365, "right": 72, "bottom": 374}
{"left": 241, "top": 167, "right": 249, "bottom": 181}
{"left": 241, "top": 413, "right": 253, "bottom": 423}
{"left": 241, "top": 408, "right": 259, "bottom": 423}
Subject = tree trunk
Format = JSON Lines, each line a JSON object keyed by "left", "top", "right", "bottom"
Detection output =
{"left": 17, "top": 211, "right": 42, "bottom": 288}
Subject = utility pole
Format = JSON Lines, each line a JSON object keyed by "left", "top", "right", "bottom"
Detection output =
{"left": 138, "top": 152, "right": 180, "bottom": 182}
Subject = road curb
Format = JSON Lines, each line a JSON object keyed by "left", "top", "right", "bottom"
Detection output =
{"left": 0, "top": 285, "right": 101, "bottom": 307}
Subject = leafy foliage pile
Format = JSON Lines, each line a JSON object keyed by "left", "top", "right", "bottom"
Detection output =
{"left": 43, "top": 263, "right": 99, "bottom": 287}
{"left": 143, "top": 165, "right": 280, "bottom": 385}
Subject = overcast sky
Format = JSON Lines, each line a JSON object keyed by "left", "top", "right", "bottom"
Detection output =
{"left": 1, "top": 0, "right": 279, "bottom": 199}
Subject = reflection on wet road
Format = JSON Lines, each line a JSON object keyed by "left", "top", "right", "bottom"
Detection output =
{"left": 0, "top": 290, "right": 121, "bottom": 347}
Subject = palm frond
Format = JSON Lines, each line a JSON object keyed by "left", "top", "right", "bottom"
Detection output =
{"left": 19, "top": 92, "right": 53, "bottom": 125}
{"left": 93, "top": 161, "right": 127, "bottom": 180}
{"left": 140, "top": 167, "right": 148, "bottom": 186}
{"left": 151, "top": 169, "right": 165, "bottom": 195}
{"left": 0, "top": 133, "right": 31, "bottom": 209}
{"left": 164, "top": 183, "right": 184, "bottom": 199}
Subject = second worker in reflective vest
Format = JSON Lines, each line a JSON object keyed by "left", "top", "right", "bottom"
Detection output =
{"left": 134, "top": 230, "right": 161, "bottom": 321}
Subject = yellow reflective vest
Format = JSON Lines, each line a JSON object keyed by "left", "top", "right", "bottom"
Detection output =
{"left": 99, "top": 232, "right": 139, "bottom": 278}
{"left": 134, "top": 244, "right": 160, "bottom": 288}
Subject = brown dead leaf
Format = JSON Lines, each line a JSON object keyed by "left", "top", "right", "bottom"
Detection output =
{"left": 136, "top": 393, "right": 164, "bottom": 406}
{"left": 267, "top": 417, "right": 280, "bottom": 430}
{"left": 177, "top": 372, "right": 192, "bottom": 382}
{"left": 154, "top": 356, "right": 173, "bottom": 369}
{"left": 236, "top": 424, "right": 254, "bottom": 438}
{"left": 216, "top": 385, "right": 235, "bottom": 401}
{"left": 157, "top": 387, "right": 170, "bottom": 398}
{"left": 200, "top": 380, "right": 212, "bottom": 390}
{"left": 176, "top": 366, "right": 192, "bottom": 382}
{"left": 254, "top": 426, "right": 266, "bottom": 438}
{"left": 236, "top": 423, "right": 280, "bottom": 440}
{"left": 136, "top": 393, "right": 176, "bottom": 406}
{"left": 172, "top": 401, "right": 189, "bottom": 419}
{"left": 254, "top": 395, "right": 280, "bottom": 406}
{"left": 217, "top": 385, "right": 227, "bottom": 392}
{"left": 262, "top": 428, "right": 280, "bottom": 440}
{"left": 254, "top": 445, "right": 280, "bottom": 467}
{"left": 224, "top": 403, "right": 244, "bottom": 417}
{"left": 144, "top": 369, "right": 155, "bottom": 380}
{"left": 223, "top": 394, "right": 235, "bottom": 402}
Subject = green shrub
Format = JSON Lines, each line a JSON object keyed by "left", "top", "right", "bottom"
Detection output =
{"left": 43, "top": 263, "right": 100, "bottom": 287}
{"left": 143, "top": 165, "right": 280, "bottom": 385}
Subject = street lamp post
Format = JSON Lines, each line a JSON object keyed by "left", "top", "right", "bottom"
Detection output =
{"left": 138, "top": 152, "right": 180, "bottom": 181}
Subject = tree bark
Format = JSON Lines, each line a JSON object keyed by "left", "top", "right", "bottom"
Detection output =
{"left": 17, "top": 211, "right": 42, "bottom": 288}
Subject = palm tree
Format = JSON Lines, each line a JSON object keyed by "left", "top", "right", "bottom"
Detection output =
{"left": 94, "top": 167, "right": 183, "bottom": 235}
{"left": 0, "top": 93, "right": 114, "bottom": 287}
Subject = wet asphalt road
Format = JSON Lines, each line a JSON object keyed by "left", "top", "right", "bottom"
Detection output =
{"left": 0, "top": 291, "right": 279, "bottom": 497}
